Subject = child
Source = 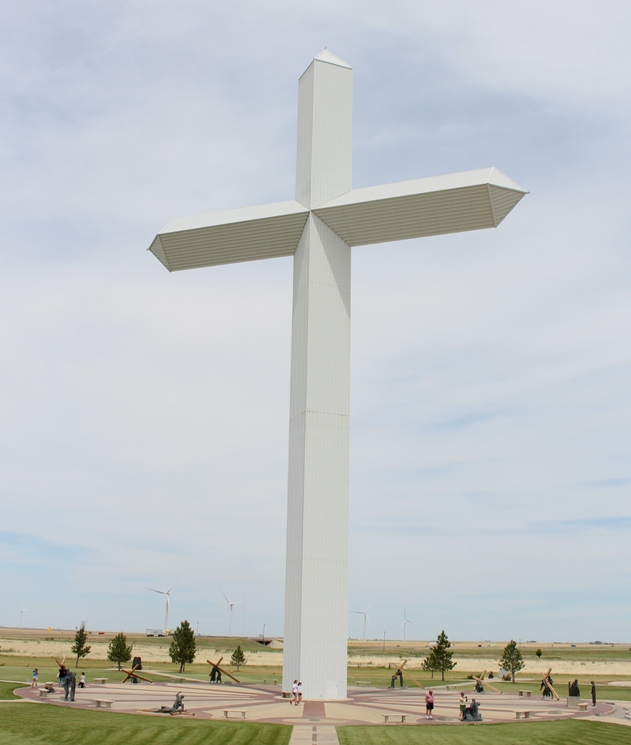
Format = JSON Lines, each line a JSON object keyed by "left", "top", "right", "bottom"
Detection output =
{"left": 31, "top": 668, "right": 39, "bottom": 689}
{"left": 79, "top": 672, "right": 86, "bottom": 688}
{"left": 459, "top": 692, "right": 468, "bottom": 720}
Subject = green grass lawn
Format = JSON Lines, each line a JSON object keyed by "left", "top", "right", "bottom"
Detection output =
{"left": 0, "top": 701, "right": 291, "bottom": 745}
{"left": 338, "top": 719, "right": 631, "bottom": 745}
{"left": 1, "top": 679, "right": 630, "bottom": 745}
{"left": 0, "top": 681, "right": 23, "bottom": 699}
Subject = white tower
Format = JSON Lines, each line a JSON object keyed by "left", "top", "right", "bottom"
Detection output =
{"left": 148, "top": 50, "right": 527, "bottom": 700}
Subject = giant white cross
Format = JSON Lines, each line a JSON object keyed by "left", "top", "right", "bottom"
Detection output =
{"left": 148, "top": 50, "right": 527, "bottom": 700}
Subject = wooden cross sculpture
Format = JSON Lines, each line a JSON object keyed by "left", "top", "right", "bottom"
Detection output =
{"left": 394, "top": 659, "right": 426, "bottom": 689}
{"left": 207, "top": 657, "right": 240, "bottom": 684}
{"left": 540, "top": 668, "right": 560, "bottom": 700}
{"left": 121, "top": 664, "right": 154, "bottom": 684}
{"left": 54, "top": 656, "right": 69, "bottom": 681}
{"left": 471, "top": 670, "right": 502, "bottom": 694}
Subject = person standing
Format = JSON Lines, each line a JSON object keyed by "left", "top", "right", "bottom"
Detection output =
{"left": 591, "top": 681, "right": 597, "bottom": 707}
{"left": 79, "top": 672, "right": 86, "bottom": 689}
{"left": 291, "top": 679, "right": 298, "bottom": 705}
{"left": 31, "top": 668, "right": 39, "bottom": 689}
{"left": 425, "top": 689, "right": 434, "bottom": 719}
{"left": 459, "top": 692, "right": 467, "bottom": 720}
{"left": 297, "top": 681, "right": 303, "bottom": 704}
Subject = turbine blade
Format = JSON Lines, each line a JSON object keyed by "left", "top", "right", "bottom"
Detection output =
{"left": 146, "top": 587, "right": 167, "bottom": 595}
{"left": 220, "top": 588, "right": 231, "bottom": 604}
{"left": 167, "top": 576, "right": 181, "bottom": 594}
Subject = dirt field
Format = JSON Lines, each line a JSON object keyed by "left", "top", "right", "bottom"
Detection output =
{"left": 1, "top": 628, "right": 630, "bottom": 676}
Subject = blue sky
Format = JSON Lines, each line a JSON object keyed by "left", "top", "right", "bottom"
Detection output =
{"left": 1, "top": 0, "right": 630, "bottom": 642}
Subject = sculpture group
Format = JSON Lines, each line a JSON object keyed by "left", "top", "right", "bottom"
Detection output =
{"left": 148, "top": 50, "right": 527, "bottom": 699}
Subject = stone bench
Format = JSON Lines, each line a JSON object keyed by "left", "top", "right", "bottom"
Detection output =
{"left": 262, "top": 679, "right": 278, "bottom": 684}
{"left": 93, "top": 678, "right": 108, "bottom": 685}
{"left": 383, "top": 714, "right": 407, "bottom": 723}
{"left": 515, "top": 710, "right": 531, "bottom": 719}
{"left": 578, "top": 702, "right": 588, "bottom": 711}
{"left": 38, "top": 690, "right": 50, "bottom": 698}
{"left": 355, "top": 680, "right": 371, "bottom": 686}
{"left": 94, "top": 699, "right": 113, "bottom": 708}
{"left": 223, "top": 709, "right": 248, "bottom": 720}
{"left": 518, "top": 690, "right": 532, "bottom": 697}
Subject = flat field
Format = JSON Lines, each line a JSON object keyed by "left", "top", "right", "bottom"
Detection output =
{"left": 1, "top": 628, "right": 630, "bottom": 701}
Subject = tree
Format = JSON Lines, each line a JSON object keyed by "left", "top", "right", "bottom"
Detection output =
{"left": 71, "top": 622, "right": 91, "bottom": 668}
{"left": 168, "top": 620, "right": 196, "bottom": 672}
{"left": 499, "top": 640, "right": 525, "bottom": 683}
{"left": 107, "top": 632, "right": 133, "bottom": 670}
{"left": 535, "top": 648, "right": 542, "bottom": 660}
{"left": 421, "top": 652, "right": 438, "bottom": 679}
{"left": 231, "top": 645, "right": 246, "bottom": 671}
{"left": 431, "top": 630, "right": 456, "bottom": 681}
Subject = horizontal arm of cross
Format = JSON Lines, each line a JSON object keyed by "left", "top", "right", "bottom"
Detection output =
{"left": 149, "top": 168, "right": 527, "bottom": 272}
{"left": 314, "top": 167, "right": 527, "bottom": 246}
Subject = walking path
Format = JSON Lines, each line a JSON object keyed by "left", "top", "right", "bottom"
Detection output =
{"left": 14, "top": 680, "right": 621, "bottom": 735}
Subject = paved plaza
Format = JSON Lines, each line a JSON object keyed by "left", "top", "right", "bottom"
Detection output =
{"left": 17, "top": 678, "right": 623, "bottom": 743}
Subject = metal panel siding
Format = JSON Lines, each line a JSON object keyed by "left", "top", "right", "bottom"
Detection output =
{"left": 314, "top": 184, "right": 497, "bottom": 246}
{"left": 295, "top": 58, "right": 352, "bottom": 209}
{"left": 283, "top": 214, "right": 350, "bottom": 700}
{"left": 489, "top": 186, "right": 526, "bottom": 225}
{"left": 148, "top": 236, "right": 171, "bottom": 271}
{"left": 295, "top": 63, "right": 314, "bottom": 208}
{"left": 154, "top": 211, "right": 309, "bottom": 271}
{"left": 159, "top": 200, "right": 307, "bottom": 233}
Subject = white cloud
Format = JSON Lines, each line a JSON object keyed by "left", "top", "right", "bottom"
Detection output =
{"left": 0, "top": 0, "right": 629, "bottom": 642}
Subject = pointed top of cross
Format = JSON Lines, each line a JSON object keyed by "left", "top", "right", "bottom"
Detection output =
{"left": 314, "top": 48, "right": 352, "bottom": 69}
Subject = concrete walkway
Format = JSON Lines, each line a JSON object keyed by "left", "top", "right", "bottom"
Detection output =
{"left": 289, "top": 724, "right": 339, "bottom": 745}
{"left": 13, "top": 681, "right": 621, "bottom": 731}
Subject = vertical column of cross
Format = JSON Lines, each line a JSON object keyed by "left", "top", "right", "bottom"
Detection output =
{"left": 282, "top": 53, "right": 353, "bottom": 700}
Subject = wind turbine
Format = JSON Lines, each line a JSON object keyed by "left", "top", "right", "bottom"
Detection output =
{"left": 220, "top": 589, "right": 243, "bottom": 637}
{"left": 351, "top": 607, "right": 370, "bottom": 642}
{"left": 146, "top": 577, "right": 180, "bottom": 633}
{"left": 401, "top": 607, "right": 413, "bottom": 643}
{"left": 17, "top": 604, "right": 27, "bottom": 630}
